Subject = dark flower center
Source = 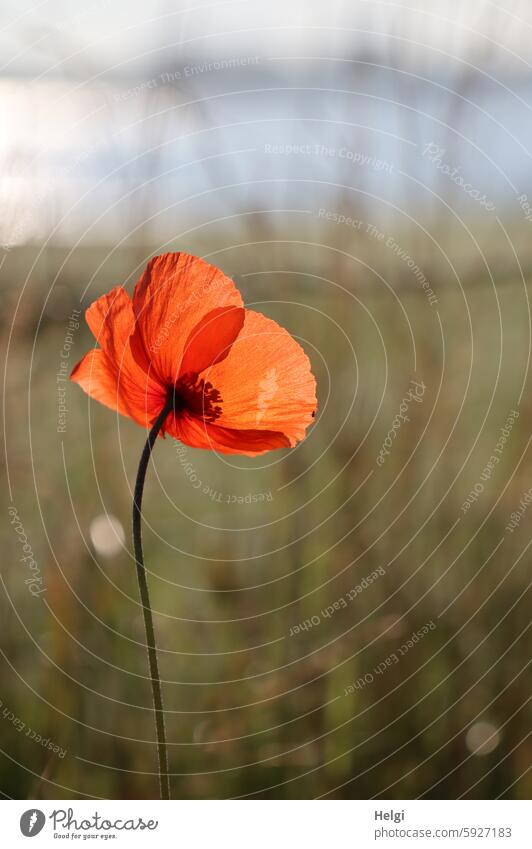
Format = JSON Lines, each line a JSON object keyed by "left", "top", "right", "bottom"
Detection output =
{"left": 170, "top": 373, "right": 223, "bottom": 423}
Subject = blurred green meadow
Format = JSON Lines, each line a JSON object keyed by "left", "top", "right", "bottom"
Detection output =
{"left": 1, "top": 226, "right": 531, "bottom": 800}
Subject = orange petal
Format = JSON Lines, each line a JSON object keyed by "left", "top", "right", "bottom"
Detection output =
{"left": 86, "top": 285, "right": 138, "bottom": 365}
{"left": 70, "top": 347, "right": 165, "bottom": 429}
{"left": 166, "top": 411, "right": 290, "bottom": 456}
{"left": 85, "top": 284, "right": 164, "bottom": 395}
{"left": 179, "top": 306, "right": 245, "bottom": 376}
{"left": 200, "top": 310, "right": 316, "bottom": 446}
{"left": 130, "top": 253, "right": 243, "bottom": 387}
{"left": 70, "top": 350, "right": 127, "bottom": 415}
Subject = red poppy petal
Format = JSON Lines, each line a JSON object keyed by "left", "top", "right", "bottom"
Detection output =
{"left": 165, "top": 411, "right": 290, "bottom": 456}
{"left": 130, "top": 253, "right": 243, "bottom": 387}
{"left": 179, "top": 306, "right": 245, "bottom": 376}
{"left": 86, "top": 285, "right": 135, "bottom": 358}
{"left": 70, "top": 350, "right": 125, "bottom": 414}
{"left": 201, "top": 310, "right": 316, "bottom": 446}
{"left": 70, "top": 350, "right": 164, "bottom": 428}
{"left": 81, "top": 285, "right": 166, "bottom": 424}
{"left": 85, "top": 285, "right": 164, "bottom": 395}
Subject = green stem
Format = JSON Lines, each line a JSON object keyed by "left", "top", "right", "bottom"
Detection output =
{"left": 132, "top": 396, "right": 174, "bottom": 800}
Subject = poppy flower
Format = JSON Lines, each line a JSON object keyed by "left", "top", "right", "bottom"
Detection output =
{"left": 71, "top": 252, "right": 316, "bottom": 455}
{"left": 71, "top": 252, "right": 317, "bottom": 800}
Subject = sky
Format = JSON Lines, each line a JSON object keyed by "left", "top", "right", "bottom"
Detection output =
{"left": 1, "top": 0, "right": 532, "bottom": 80}
{"left": 2, "top": 0, "right": 532, "bottom": 247}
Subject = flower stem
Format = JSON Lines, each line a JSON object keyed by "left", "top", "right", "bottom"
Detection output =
{"left": 132, "top": 396, "right": 174, "bottom": 800}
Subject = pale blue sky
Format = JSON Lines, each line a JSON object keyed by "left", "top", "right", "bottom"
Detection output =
{"left": 0, "top": 1, "right": 531, "bottom": 79}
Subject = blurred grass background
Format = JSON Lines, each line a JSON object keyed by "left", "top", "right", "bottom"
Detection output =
{"left": 1, "top": 230, "right": 531, "bottom": 799}
{"left": 1, "top": 0, "right": 532, "bottom": 799}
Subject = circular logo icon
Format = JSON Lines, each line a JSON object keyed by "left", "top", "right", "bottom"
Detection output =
{"left": 20, "top": 809, "right": 46, "bottom": 837}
